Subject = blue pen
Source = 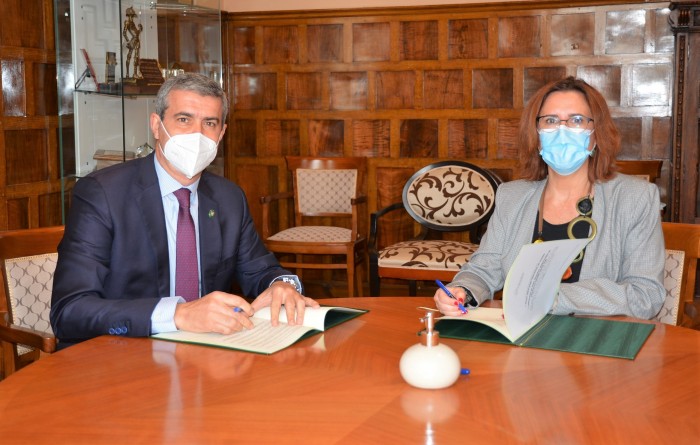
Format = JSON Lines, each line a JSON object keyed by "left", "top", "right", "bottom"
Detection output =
{"left": 435, "top": 279, "right": 468, "bottom": 314}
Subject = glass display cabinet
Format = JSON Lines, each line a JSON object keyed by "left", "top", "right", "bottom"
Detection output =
{"left": 55, "top": 0, "right": 222, "bottom": 218}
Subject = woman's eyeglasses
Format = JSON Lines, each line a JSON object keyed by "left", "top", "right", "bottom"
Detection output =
{"left": 536, "top": 114, "right": 594, "bottom": 133}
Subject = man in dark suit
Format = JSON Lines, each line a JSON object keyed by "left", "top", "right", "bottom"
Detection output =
{"left": 50, "top": 73, "right": 318, "bottom": 348}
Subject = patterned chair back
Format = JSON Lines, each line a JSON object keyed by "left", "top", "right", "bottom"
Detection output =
{"left": 654, "top": 249, "right": 684, "bottom": 325}
{"left": 296, "top": 168, "right": 358, "bottom": 215}
{"left": 0, "top": 226, "right": 64, "bottom": 375}
{"left": 5, "top": 253, "right": 57, "bottom": 354}
{"left": 402, "top": 161, "right": 500, "bottom": 231}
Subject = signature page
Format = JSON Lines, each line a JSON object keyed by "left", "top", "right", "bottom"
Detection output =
{"left": 254, "top": 305, "right": 343, "bottom": 331}
{"left": 503, "top": 237, "right": 591, "bottom": 342}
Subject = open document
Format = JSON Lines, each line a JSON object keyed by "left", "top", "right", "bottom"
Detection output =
{"left": 435, "top": 238, "right": 655, "bottom": 359}
{"left": 152, "top": 305, "right": 366, "bottom": 355}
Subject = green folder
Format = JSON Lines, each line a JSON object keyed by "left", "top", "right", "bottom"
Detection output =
{"left": 435, "top": 314, "right": 654, "bottom": 360}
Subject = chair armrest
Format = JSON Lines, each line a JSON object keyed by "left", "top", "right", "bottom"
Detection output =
{"left": 349, "top": 195, "right": 368, "bottom": 237}
{"left": 0, "top": 318, "right": 56, "bottom": 353}
{"left": 369, "top": 202, "right": 406, "bottom": 254}
{"left": 259, "top": 191, "right": 294, "bottom": 205}
{"left": 351, "top": 195, "right": 367, "bottom": 205}
{"left": 260, "top": 191, "right": 294, "bottom": 239}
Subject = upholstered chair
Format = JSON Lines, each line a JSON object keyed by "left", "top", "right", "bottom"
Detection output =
{"left": 0, "top": 226, "right": 64, "bottom": 378}
{"left": 369, "top": 161, "right": 500, "bottom": 296}
{"left": 261, "top": 157, "right": 367, "bottom": 297}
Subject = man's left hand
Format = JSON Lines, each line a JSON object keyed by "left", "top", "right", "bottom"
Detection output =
{"left": 251, "top": 281, "right": 319, "bottom": 326}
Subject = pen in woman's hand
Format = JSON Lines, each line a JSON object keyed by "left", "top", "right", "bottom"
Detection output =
{"left": 435, "top": 280, "right": 468, "bottom": 314}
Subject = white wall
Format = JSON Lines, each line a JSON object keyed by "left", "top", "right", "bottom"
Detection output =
{"left": 220, "top": 0, "right": 529, "bottom": 12}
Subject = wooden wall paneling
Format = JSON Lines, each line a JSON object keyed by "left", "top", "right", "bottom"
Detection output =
{"left": 669, "top": 1, "right": 700, "bottom": 223}
{"left": 0, "top": 0, "right": 60, "bottom": 230}
{"left": 224, "top": 1, "right": 676, "bottom": 257}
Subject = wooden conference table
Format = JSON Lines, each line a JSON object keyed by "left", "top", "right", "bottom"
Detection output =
{"left": 0, "top": 297, "right": 699, "bottom": 444}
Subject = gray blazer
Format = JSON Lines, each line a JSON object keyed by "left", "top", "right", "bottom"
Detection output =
{"left": 450, "top": 173, "right": 665, "bottom": 319}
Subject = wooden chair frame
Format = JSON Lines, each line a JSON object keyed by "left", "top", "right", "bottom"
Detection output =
{"left": 260, "top": 157, "right": 367, "bottom": 297}
{"left": 661, "top": 222, "right": 700, "bottom": 326}
{"left": 0, "top": 226, "right": 64, "bottom": 379}
{"left": 617, "top": 160, "right": 663, "bottom": 183}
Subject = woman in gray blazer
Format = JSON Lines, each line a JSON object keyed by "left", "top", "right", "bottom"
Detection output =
{"left": 435, "top": 77, "right": 664, "bottom": 319}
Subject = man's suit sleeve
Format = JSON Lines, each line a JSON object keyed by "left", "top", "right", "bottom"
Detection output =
{"left": 50, "top": 176, "right": 160, "bottom": 344}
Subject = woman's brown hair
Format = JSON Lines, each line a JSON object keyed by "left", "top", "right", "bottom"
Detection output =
{"left": 519, "top": 76, "right": 619, "bottom": 182}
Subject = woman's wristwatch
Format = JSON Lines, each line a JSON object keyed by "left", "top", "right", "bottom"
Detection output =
{"left": 457, "top": 286, "right": 478, "bottom": 306}
{"left": 270, "top": 275, "right": 304, "bottom": 294}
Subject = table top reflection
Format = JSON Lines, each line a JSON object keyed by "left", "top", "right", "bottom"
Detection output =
{"left": 1, "top": 297, "right": 699, "bottom": 444}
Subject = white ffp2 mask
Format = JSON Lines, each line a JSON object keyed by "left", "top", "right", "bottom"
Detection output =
{"left": 159, "top": 119, "right": 219, "bottom": 179}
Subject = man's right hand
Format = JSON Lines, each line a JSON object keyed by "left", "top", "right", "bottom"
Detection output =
{"left": 173, "top": 291, "right": 254, "bottom": 334}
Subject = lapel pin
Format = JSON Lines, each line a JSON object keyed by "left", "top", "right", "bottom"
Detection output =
{"left": 208, "top": 209, "right": 216, "bottom": 218}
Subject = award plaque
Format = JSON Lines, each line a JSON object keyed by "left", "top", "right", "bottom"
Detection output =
{"left": 135, "top": 58, "right": 165, "bottom": 94}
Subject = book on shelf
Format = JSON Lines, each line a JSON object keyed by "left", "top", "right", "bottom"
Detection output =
{"left": 436, "top": 238, "right": 654, "bottom": 360}
{"left": 152, "top": 305, "right": 367, "bottom": 354}
{"left": 80, "top": 48, "right": 99, "bottom": 91}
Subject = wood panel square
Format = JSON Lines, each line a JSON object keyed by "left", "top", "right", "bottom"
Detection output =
{"left": 307, "top": 24, "right": 343, "bottom": 62}
{"left": 498, "top": 16, "right": 541, "bottom": 58}
{"left": 524, "top": 67, "right": 567, "bottom": 104}
{"left": 376, "top": 71, "right": 415, "bottom": 109}
{"left": 286, "top": 72, "right": 322, "bottom": 110}
{"left": 449, "top": 19, "right": 488, "bottom": 59}
{"left": 59, "top": 124, "right": 76, "bottom": 177}
{"left": 233, "top": 73, "right": 277, "bottom": 110}
{"left": 4, "top": 129, "right": 48, "bottom": 184}
{"left": 472, "top": 69, "right": 513, "bottom": 109}
{"left": 447, "top": 119, "right": 487, "bottom": 158}
{"left": 400, "top": 20, "right": 438, "bottom": 60}
{"left": 630, "top": 64, "right": 672, "bottom": 106}
{"left": 330, "top": 72, "right": 368, "bottom": 110}
{"left": 353, "top": 23, "right": 390, "bottom": 62}
{"left": 424, "top": 70, "right": 463, "bottom": 109}
{"left": 263, "top": 26, "right": 299, "bottom": 64}
{"left": 309, "top": 120, "right": 344, "bottom": 156}
{"left": 614, "top": 117, "right": 642, "bottom": 158}
{"left": 651, "top": 117, "right": 672, "bottom": 159}
{"left": 577, "top": 66, "right": 621, "bottom": 106}
{"left": 0, "top": 0, "right": 46, "bottom": 49}
{"left": 497, "top": 119, "right": 520, "bottom": 160}
{"left": 33, "top": 63, "right": 58, "bottom": 116}
{"left": 653, "top": 9, "right": 674, "bottom": 53}
{"left": 39, "top": 192, "right": 63, "bottom": 227}
{"left": 352, "top": 120, "right": 390, "bottom": 157}
{"left": 232, "top": 27, "right": 255, "bottom": 65}
{"left": 264, "top": 120, "right": 300, "bottom": 156}
{"left": 400, "top": 120, "right": 437, "bottom": 157}
{"left": 605, "top": 10, "right": 645, "bottom": 54}
{"left": 551, "top": 13, "right": 594, "bottom": 57}
{"left": 2, "top": 60, "right": 25, "bottom": 116}
{"left": 6, "top": 198, "right": 29, "bottom": 230}
{"left": 236, "top": 164, "right": 278, "bottom": 231}
{"left": 232, "top": 119, "right": 257, "bottom": 157}
{"left": 376, "top": 166, "right": 415, "bottom": 247}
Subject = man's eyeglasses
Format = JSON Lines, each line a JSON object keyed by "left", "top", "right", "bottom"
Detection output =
{"left": 536, "top": 114, "right": 594, "bottom": 133}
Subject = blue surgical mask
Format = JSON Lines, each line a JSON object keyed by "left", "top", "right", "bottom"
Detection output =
{"left": 538, "top": 126, "right": 595, "bottom": 176}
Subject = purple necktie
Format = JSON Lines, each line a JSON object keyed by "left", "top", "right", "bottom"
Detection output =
{"left": 174, "top": 188, "right": 199, "bottom": 301}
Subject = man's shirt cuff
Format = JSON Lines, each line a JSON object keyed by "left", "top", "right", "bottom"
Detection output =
{"left": 151, "top": 296, "right": 185, "bottom": 334}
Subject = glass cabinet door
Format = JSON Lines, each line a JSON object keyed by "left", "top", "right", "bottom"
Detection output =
{"left": 55, "top": 0, "right": 222, "bottom": 219}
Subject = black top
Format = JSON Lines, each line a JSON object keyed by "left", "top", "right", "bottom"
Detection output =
{"left": 532, "top": 213, "right": 590, "bottom": 283}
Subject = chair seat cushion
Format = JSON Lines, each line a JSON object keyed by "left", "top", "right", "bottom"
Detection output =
{"left": 268, "top": 226, "right": 352, "bottom": 243}
{"left": 378, "top": 240, "right": 478, "bottom": 270}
